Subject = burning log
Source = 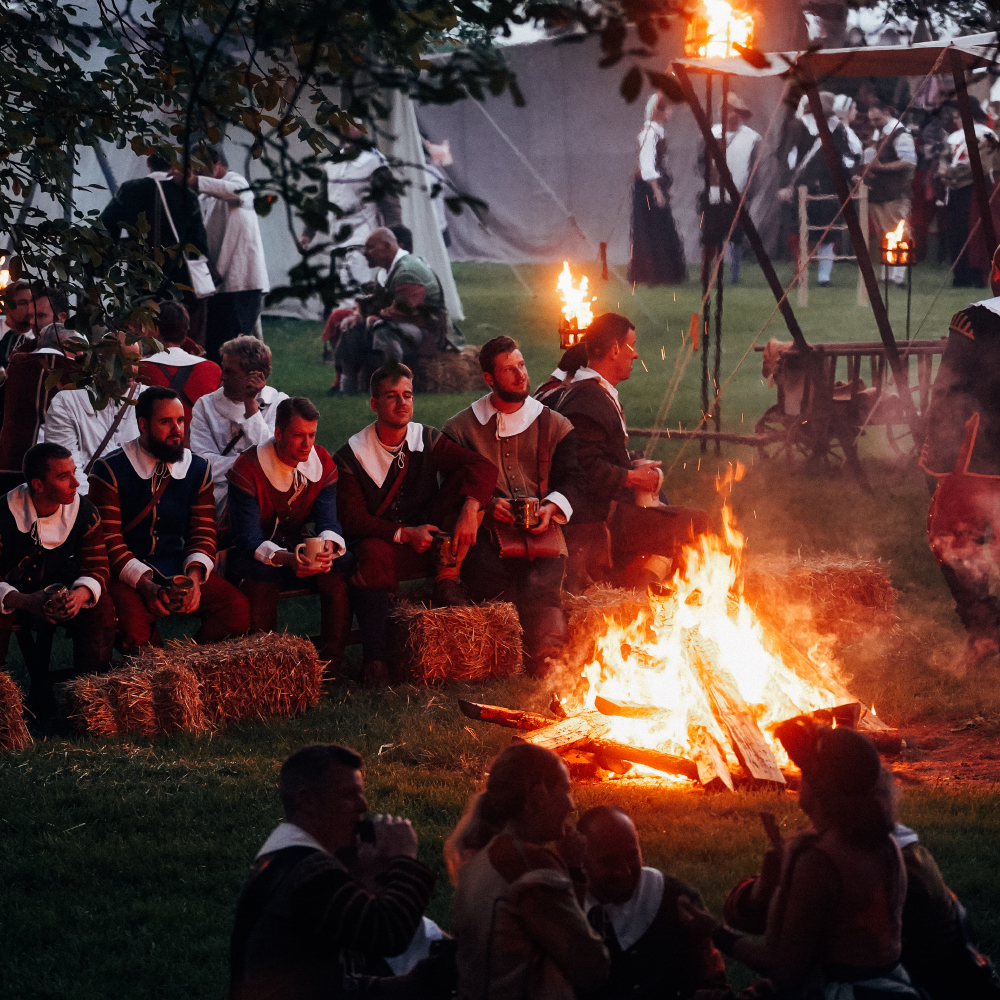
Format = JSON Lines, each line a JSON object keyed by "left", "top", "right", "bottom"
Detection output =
{"left": 517, "top": 712, "right": 610, "bottom": 752}
{"left": 588, "top": 739, "right": 698, "bottom": 782}
{"left": 691, "top": 727, "right": 735, "bottom": 792}
{"left": 687, "top": 631, "right": 786, "bottom": 787}
{"left": 458, "top": 700, "right": 553, "bottom": 731}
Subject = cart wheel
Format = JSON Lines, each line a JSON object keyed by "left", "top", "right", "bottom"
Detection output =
{"left": 885, "top": 422, "right": 916, "bottom": 458}
{"left": 755, "top": 406, "right": 794, "bottom": 462}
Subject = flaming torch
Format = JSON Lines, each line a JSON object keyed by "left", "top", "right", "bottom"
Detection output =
{"left": 557, "top": 261, "right": 595, "bottom": 349}
{"left": 880, "top": 220, "right": 915, "bottom": 339}
{"left": 684, "top": 0, "right": 754, "bottom": 59}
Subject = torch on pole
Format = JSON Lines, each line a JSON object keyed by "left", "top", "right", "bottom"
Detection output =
{"left": 881, "top": 221, "right": 915, "bottom": 341}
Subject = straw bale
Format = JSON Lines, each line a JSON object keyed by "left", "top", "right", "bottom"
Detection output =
{"left": 742, "top": 555, "right": 897, "bottom": 642}
{"left": 0, "top": 670, "right": 31, "bottom": 751}
{"left": 412, "top": 346, "right": 482, "bottom": 394}
{"left": 135, "top": 633, "right": 324, "bottom": 724}
{"left": 150, "top": 664, "right": 208, "bottom": 733}
{"left": 391, "top": 600, "right": 523, "bottom": 683}
{"left": 561, "top": 586, "right": 649, "bottom": 678}
{"left": 66, "top": 673, "right": 118, "bottom": 737}
{"left": 105, "top": 670, "right": 157, "bottom": 737}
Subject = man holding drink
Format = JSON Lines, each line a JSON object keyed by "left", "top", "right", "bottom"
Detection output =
{"left": 0, "top": 442, "right": 115, "bottom": 717}
{"left": 88, "top": 386, "right": 251, "bottom": 652}
{"left": 226, "top": 397, "right": 354, "bottom": 676}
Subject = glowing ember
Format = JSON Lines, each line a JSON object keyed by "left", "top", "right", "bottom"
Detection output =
{"left": 566, "top": 476, "right": 844, "bottom": 781}
{"left": 557, "top": 261, "right": 594, "bottom": 334}
{"left": 685, "top": 0, "right": 754, "bottom": 59}
{"left": 0, "top": 269, "right": 8, "bottom": 291}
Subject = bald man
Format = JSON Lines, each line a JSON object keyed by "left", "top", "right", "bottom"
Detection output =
{"left": 579, "top": 806, "right": 727, "bottom": 1000}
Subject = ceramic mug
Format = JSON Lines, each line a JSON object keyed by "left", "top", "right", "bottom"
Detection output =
{"left": 295, "top": 536, "right": 330, "bottom": 569}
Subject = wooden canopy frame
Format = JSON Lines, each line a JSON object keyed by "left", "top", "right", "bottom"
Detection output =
{"left": 671, "top": 32, "right": 999, "bottom": 436}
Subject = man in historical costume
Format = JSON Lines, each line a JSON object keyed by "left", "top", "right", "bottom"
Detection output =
{"left": 226, "top": 396, "right": 353, "bottom": 675}
{"left": 443, "top": 336, "right": 580, "bottom": 674}
{"left": 100, "top": 154, "right": 212, "bottom": 347}
{"left": 704, "top": 93, "right": 761, "bottom": 285}
{"left": 137, "top": 300, "right": 221, "bottom": 440}
{"left": 89, "top": 386, "right": 250, "bottom": 652}
{"left": 334, "top": 362, "right": 497, "bottom": 686}
{"left": 554, "top": 313, "right": 711, "bottom": 593}
{"left": 190, "top": 336, "right": 288, "bottom": 522}
{"left": 191, "top": 147, "right": 270, "bottom": 362}
{"left": 228, "top": 742, "right": 438, "bottom": 1000}
{"left": 579, "top": 805, "right": 728, "bottom": 1000}
{"left": 0, "top": 443, "right": 115, "bottom": 719}
{"left": 534, "top": 342, "right": 589, "bottom": 409}
{"left": 867, "top": 99, "right": 918, "bottom": 287}
{"left": 0, "top": 280, "right": 35, "bottom": 362}
{"left": 0, "top": 322, "right": 79, "bottom": 474}
{"left": 920, "top": 247, "right": 1000, "bottom": 672}
{"left": 333, "top": 228, "right": 456, "bottom": 395}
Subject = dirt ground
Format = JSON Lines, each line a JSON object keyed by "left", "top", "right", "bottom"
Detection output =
{"left": 888, "top": 718, "right": 1000, "bottom": 789}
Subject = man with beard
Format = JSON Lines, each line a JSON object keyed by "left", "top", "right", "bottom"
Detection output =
{"left": 443, "top": 336, "right": 580, "bottom": 674}
{"left": 334, "top": 361, "right": 497, "bottom": 686}
{"left": 578, "top": 806, "right": 727, "bottom": 1000}
{"left": 88, "top": 386, "right": 250, "bottom": 651}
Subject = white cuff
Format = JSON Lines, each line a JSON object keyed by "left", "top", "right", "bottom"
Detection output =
{"left": 255, "top": 540, "right": 283, "bottom": 565}
{"left": 72, "top": 577, "right": 101, "bottom": 607}
{"left": 0, "top": 583, "right": 18, "bottom": 615}
{"left": 544, "top": 491, "right": 572, "bottom": 524}
{"left": 318, "top": 530, "right": 346, "bottom": 557}
{"left": 393, "top": 527, "right": 404, "bottom": 544}
{"left": 120, "top": 557, "right": 154, "bottom": 589}
{"left": 184, "top": 552, "right": 214, "bottom": 580}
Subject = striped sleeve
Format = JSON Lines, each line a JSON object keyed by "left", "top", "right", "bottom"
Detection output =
{"left": 183, "top": 460, "right": 217, "bottom": 575}
{"left": 949, "top": 310, "right": 975, "bottom": 340}
{"left": 87, "top": 462, "right": 134, "bottom": 582}
{"left": 72, "top": 506, "right": 111, "bottom": 603}
{"left": 291, "top": 856, "right": 436, "bottom": 959}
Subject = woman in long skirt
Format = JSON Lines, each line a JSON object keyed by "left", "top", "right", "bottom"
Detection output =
{"left": 629, "top": 93, "right": 687, "bottom": 286}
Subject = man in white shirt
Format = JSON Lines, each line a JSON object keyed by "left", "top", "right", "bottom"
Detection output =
{"left": 193, "top": 149, "right": 270, "bottom": 361}
{"left": 189, "top": 335, "right": 288, "bottom": 520}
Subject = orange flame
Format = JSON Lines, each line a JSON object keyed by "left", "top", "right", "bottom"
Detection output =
{"left": 0, "top": 269, "right": 8, "bottom": 291}
{"left": 571, "top": 508, "right": 844, "bottom": 781}
{"left": 685, "top": 0, "right": 754, "bottom": 59}
{"left": 557, "top": 262, "right": 594, "bottom": 331}
{"left": 883, "top": 220, "right": 910, "bottom": 265}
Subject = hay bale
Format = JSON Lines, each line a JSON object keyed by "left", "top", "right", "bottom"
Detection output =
{"left": 412, "top": 346, "right": 482, "bottom": 394}
{"left": 562, "top": 586, "right": 649, "bottom": 672}
{"left": 151, "top": 664, "right": 208, "bottom": 733}
{"left": 106, "top": 669, "right": 157, "bottom": 737}
{"left": 742, "top": 555, "right": 897, "bottom": 642}
{"left": 66, "top": 673, "right": 118, "bottom": 737}
{"left": 391, "top": 600, "right": 523, "bottom": 683}
{"left": 135, "top": 633, "right": 324, "bottom": 725}
{"left": 0, "top": 671, "right": 31, "bottom": 751}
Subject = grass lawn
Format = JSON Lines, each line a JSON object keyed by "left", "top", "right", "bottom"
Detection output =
{"left": 3, "top": 260, "right": 1000, "bottom": 1000}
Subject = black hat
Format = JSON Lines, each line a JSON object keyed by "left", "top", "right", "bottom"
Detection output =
{"left": 775, "top": 719, "right": 881, "bottom": 797}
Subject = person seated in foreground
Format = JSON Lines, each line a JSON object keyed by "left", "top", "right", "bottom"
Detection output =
{"left": 334, "top": 361, "right": 497, "bottom": 687}
{"left": 578, "top": 805, "right": 727, "bottom": 1000}
{"left": 190, "top": 336, "right": 288, "bottom": 522}
{"left": 334, "top": 227, "right": 456, "bottom": 394}
{"left": 0, "top": 443, "right": 115, "bottom": 718}
{"left": 448, "top": 743, "right": 610, "bottom": 1000}
{"left": 228, "top": 743, "right": 438, "bottom": 1000}
{"left": 88, "top": 387, "right": 250, "bottom": 652}
{"left": 533, "top": 341, "right": 589, "bottom": 408}
{"left": 137, "top": 300, "right": 220, "bottom": 441}
{"left": 554, "top": 313, "right": 711, "bottom": 592}
{"left": 678, "top": 721, "right": 921, "bottom": 1000}
{"left": 443, "top": 336, "right": 581, "bottom": 674}
{"left": 226, "top": 396, "right": 353, "bottom": 675}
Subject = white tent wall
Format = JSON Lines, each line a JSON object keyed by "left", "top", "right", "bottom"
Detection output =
{"left": 414, "top": 28, "right": 788, "bottom": 268}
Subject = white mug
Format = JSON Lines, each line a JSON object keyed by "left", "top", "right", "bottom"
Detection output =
{"left": 295, "top": 537, "right": 330, "bottom": 568}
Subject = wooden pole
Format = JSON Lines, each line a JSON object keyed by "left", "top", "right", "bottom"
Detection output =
{"left": 797, "top": 184, "right": 809, "bottom": 307}
{"left": 950, "top": 49, "right": 997, "bottom": 258}
{"left": 675, "top": 64, "right": 810, "bottom": 352}
{"left": 714, "top": 77, "right": 728, "bottom": 454}
{"left": 700, "top": 74, "right": 713, "bottom": 454}
{"left": 802, "top": 80, "right": 921, "bottom": 435}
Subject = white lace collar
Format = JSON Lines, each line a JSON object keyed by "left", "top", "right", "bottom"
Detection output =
{"left": 471, "top": 393, "right": 545, "bottom": 438}
{"left": 258, "top": 438, "right": 323, "bottom": 492}
{"left": 586, "top": 867, "right": 664, "bottom": 952}
{"left": 347, "top": 421, "right": 425, "bottom": 488}
{"left": 143, "top": 347, "right": 205, "bottom": 367}
{"left": 7, "top": 485, "right": 80, "bottom": 550}
{"left": 123, "top": 438, "right": 193, "bottom": 480}
{"left": 256, "top": 821, "right": 329, "bottom": 858}
{"left": 970, "top": 295, "right": 1000, "bottom": 317}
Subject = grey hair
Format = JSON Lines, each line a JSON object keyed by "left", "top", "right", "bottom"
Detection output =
{"left": 220, "top": 335, "right": 272, "bottom": 377}
{"left": 37, "top": 323, "right": 71, "bottom": 351}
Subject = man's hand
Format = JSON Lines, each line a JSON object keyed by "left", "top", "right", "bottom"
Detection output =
{"left": 529, "top": 501, "right": 557, "bottom": 535}
{"left": 243, "top": 370, "right": 267, "bottom": 414}
{"left": 452, "top": 499, "right": 481, "bottom": 561}
{"left": 137, "top": 573, "right": 171, "bottom": 616}
{"left": 400, "top": 525, "right": 438, "bottom": 553}
{"left": 5, "top": 589, "right": 51, "bottom": 622}
{"left": 62, "top": 586, "right": 92, "bottom": 620}
{"left": 651, "top": 181, "right": 667, "bottom": 209}
{"left": 182, "top": 568, "right": 203, "bottom": 614}
{"left": 371, "top": 814, "right": 419, "bottom": 859}
{"left": 491, "top": 498, "right": 515, "bottom": 524}
{"left": 305, "top": 543, "right": 335, "bottom": 575}
{"left": 627, "top": 462, "right": 662, "bottom": 493}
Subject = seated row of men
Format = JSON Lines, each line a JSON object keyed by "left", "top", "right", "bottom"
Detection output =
{"left": 10, "top": 312, "right": 710, "bottom": 712}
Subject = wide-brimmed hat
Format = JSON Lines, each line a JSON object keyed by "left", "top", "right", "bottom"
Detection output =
{"left": 775, "top": 718, "right": 881, "bottom": 796}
